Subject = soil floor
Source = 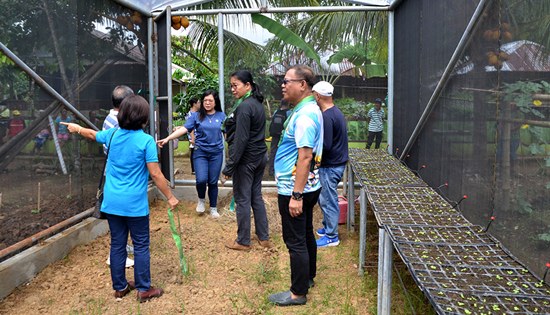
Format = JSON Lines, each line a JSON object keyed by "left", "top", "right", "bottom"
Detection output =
{"left": 0, "top": 153, "right": 434, "bottom": 315}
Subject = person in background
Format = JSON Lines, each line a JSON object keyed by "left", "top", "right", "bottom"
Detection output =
{"left": 55, "top": 109, "right": 72, "bottom": 148}
{"left": 32, "top": 128, "right": 50, "bottom": 154}
{"left": 366, "top": 98, "right": 385, "bottom": 149}
{"left": 157, "top": 90, "right": 225, "bottom": 218}
{"left": 311, "top": 81, "right": 348, "bottom": 248}
{"left": 7, "top": 110, "right": 26, "bottom": 139}
{"left": 222, "top": 70, "right": 272, "bottom": 251}
{"left": 185, "top": 97, "right": 201, "bottom": 175}
{"left": 269, "top": 65, "right": 323, "bottom": 307}
{"left": 268, "top": 101, "right": 290, "bottom": 177}
{"left": 103, "top": 85, "right": 135, "bottom": 266}
{"left": 0, "top": 105, "right": 10, "bottom": 145}
{"left": 103, "top": 85, "right": 134, "bottom": 153}
{"left": 61, "top": 95, "right": 179, "bottom": 302}
{"left": 89, "top": 110, "right": 100, "bottom": 128}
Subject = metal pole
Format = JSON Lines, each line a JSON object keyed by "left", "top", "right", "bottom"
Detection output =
{"left": 358, "top": 188, "right": 367, "bottom": 276}
{"left": 399, "top": 0, "right": 492, "bottom": 160}
{"left": 388, "top": 0, "right": 405, "bottom": 11}
{"left": 377, "top": 228, "right": 385, "bottom": 314}
{"left": 218, "top": 13, "right": 225, "bottom": 111}
{"left": 167, "top": 7, "right": 175, "bottom": 187}
{"left": 148, "top": 17, "right": 156, "bottom": 136}
{"left": 48, "top": 115, "right": 67, "bottom": 175}
{"left": 386, "top": 9, "right": 394, "bottom": 154}
{"left": 168, "top": 6, "right": 389, "bottom": 17}
{"left": 0, "top": 42, "right": 96, "bottom": 130}
{"left": 342, "top": 164, "right": 348, "bottom": 199}
{"left": 347, "top": 165, "right": 355, "bottom": 232}
{"left": 381, "top": 230, "right": 393, "bottom": 315}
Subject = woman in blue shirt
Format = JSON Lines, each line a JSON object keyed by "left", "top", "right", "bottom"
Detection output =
{"left": 158, "top": 90, "right": 226, "bottom": 218}
{"left": 62, "top": 95, "right": 179, "bottom": 302}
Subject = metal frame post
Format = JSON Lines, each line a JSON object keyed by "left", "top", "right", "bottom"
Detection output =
{"left": 387, "top": 8, "right": 394, "bottom": 154}
{"left": 148, "top": 17, "right": 156, "bottom": 137}
{"left": 377, "top": 228, "right": 385, "bottom": 313}
{"left": 358, "top": 188, "right": 368, "bottom": 275}
{"left": 380, "top": 229, "right": 393, "bottom": 315}
{"left": 217, "top": 13, "right": 225, "bottom": 111}
{"left": 347, "top": 164, "right": 355, "bottom": 232}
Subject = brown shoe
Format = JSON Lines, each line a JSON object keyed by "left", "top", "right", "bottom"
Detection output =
{"left": 114, "top": 280, "right": 135, "bottom": 299}
{"left": 225, "top": 240, "right": 251, "bottom": 251}
{"left": 137, "top": 286, "right": 164, "bottom": 303}
{"left": 258, "top": 239, "right": 274, "bottom": 248}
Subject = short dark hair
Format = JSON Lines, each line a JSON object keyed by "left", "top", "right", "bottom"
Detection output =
{"left": 112, "top": 85, "right": 134, "bottom": 108}
{"left": 198, "top": 90, "right": 222, "bottom": 121}
{"left": 188, "top": 97, "right": 199, "bottom": 106}
{"left": 288, "top": 65, "right": 315, "bottom": 89}
{"left": 118, "top": 95, "right": 149, "bottom": 130}
{"left": 230, "top": 70, "right": 264, "bottom": 103}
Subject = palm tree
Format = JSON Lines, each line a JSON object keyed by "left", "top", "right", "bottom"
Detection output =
{"left": 178, "top": 0, "right": 388, "bottom": 80}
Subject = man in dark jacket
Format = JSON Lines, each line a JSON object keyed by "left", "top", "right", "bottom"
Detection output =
{"left": 268, "top": 101, "right": 290, "bottom": 176}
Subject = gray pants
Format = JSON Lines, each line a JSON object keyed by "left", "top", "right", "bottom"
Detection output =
{"left": 234, "top": 154, "right": 269, "bottom": 246}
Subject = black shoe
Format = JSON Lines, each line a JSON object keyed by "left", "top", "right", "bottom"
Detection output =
{"left": 268, "top": 290, "right": 307, "bottom": 306}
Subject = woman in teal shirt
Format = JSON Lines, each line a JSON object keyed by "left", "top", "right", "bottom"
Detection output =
{"left": 62, "top": 95, "right": 179, "bottom": 302}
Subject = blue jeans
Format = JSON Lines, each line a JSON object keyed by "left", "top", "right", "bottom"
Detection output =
{"left": 106, "top": 213, "right": 151, "bottom": 292}
{"left": 318, "top": 164, "right": 346, "bottom": 239}
{"left": 193, "top": 147, "right": 223, "bottom": 207}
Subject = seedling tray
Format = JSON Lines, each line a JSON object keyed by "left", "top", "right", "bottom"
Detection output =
{"left": 349, "top": 148, "right": 394, "bottom": 162}
{"left": 373, "top": 210, "right": 471, "bottom": 227}
{"left": 408, "top": 261, "right": 550, "bottom": 296}
{"left": 350, "top": 161, "right": 427, "bottom": 187}
{"left": 365, "top": 186, "right": 451, "bottom": 208}
{"left": 429, "top": 290, "right": 550, "bottom": 315}
{"left": 395, "top": 243, "right": 520, "bottom": 269}
{"left": 386, "top": 225, "right": 496, "bottom": 246}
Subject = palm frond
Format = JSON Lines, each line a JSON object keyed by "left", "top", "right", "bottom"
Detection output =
{"left": 186, "top": 19, "right": 265, "bottom": 69}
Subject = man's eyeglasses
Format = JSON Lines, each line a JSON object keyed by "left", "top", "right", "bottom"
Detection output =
{"left": 282, "top": 78, "right": 305, "bottom": 85}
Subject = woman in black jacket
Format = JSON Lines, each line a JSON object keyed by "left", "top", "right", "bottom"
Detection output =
{"left": 223, "top": 70, "right": 272, "bottom": 251}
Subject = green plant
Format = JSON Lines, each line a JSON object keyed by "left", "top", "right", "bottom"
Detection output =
{"left": 335, "top": 97, "right": 370, "bottom": 120}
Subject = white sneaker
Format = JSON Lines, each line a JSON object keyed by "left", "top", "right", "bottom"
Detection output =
{"left": 196, "top": 199, "right": 206, "bottom": 213}
{"left": 106, "top": 257, "right": 135, "bottom": 268}
{"left": 210, "top": 207, "right": 220, "bottom": 218}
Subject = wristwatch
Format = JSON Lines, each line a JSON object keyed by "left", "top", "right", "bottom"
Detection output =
{"left": 291, "top": 191, "right": 303, "bottom": 201}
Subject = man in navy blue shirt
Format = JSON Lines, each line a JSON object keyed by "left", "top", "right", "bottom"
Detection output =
{"left": 312, "top": 81, "right": 348, "bottom": 247}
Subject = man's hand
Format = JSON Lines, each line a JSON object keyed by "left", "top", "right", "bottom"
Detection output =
{"left": 220, "top": 174, "right": 230, "bottom": 186}
{"left": 289, "top": 198, "right": 303, "bottom": 217}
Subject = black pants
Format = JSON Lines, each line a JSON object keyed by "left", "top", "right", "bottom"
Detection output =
{"left": 278, "top": 189, "right": 321, "bottom": 295}
{"left": 233, "top": 154, "right": 269, "bottom": 245}
{"left": 367, "top": 131, "right": 383, "bottom": 149}
{"left": 268, "top": 135, "right": 280, "bottom": 176}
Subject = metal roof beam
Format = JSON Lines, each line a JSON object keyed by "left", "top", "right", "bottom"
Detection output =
{"left": 166, "top": 5, "right": 389, "bottom": 17}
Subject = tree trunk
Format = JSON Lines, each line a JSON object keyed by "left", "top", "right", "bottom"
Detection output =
{"left": 42, "top": 0, "right": 75, "bottom": 104}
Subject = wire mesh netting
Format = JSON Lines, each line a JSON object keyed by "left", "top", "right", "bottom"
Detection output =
{"left": 0, "top": 0, "right": 148, "bottom": 258}
{"left": 394, "top": 0, "right": 550, "bottom": 281}
{"left": 350, "top": 147, "right": 550, "bottom": 314}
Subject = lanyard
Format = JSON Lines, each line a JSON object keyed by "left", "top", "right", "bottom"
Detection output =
{"left": 279, "top": 95, "right": 315, "bottom": 145}
{"left": 227, "top": 90, "right": 252, "bottom": 116}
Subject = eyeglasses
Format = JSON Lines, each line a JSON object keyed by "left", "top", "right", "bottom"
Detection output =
{"left": 282, "top": 78, "right": 305, "bottom": 85}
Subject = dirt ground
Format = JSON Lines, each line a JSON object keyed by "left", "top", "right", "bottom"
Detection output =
{"left": 0, "top": 152, "right": 434, "bottom": 314}
{"left": 0, "top": 154, "right": 361, "bottom": 314}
